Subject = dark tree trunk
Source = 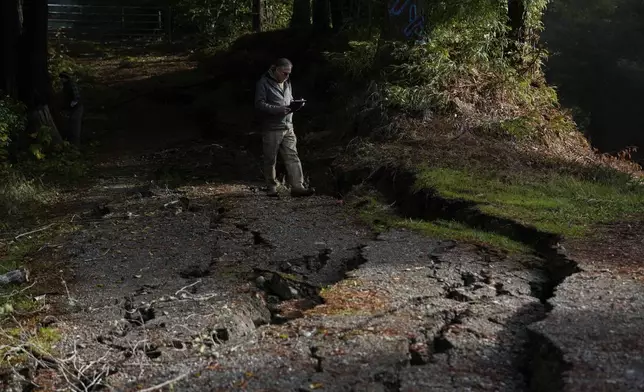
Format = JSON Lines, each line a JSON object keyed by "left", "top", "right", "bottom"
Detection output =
{"left": 508, "top": 0, "right": 526, "bottom": 43}
{"left": 19, "top": 0, "right": 51, "bottom": 107}
{"left": 0, "top": 0, "right": 22, "bottom": 97}
{"left": 312, "top": 0, "right": 330, "bottom": 31}
{"left": 329, "top": 0, "right": 342, "bottom": 32}
{"left": 291, "top": 0, "right": 311, "bottom": 28}
{"left": 20, "top": 0, "right": 63, "bottom": 145}
{"left": 252, "top": 0, "right": 263, "bottom": 33}
{"left": 381, "top": 0, "right": 392, "bottom": 40}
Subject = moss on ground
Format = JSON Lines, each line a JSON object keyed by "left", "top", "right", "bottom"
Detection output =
{"left": 353, "top": 194, "right": 531, "bottom": 254}
{"left": 414, "top": 166, "right": 644, "bottom": 237}
{"left": 0, "top": 325, "right": 61, "bottom": 366}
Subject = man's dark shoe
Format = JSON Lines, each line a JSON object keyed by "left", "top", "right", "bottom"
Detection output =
{"left": 291, "top": 187, "right": 315, "bottom": 197}
{"left": 266, "top": 186, "right": 279, "bottom": 197}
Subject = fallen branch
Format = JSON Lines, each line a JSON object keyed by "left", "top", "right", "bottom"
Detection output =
{"left": 14, "top": 223, "right": 56, "bottom": 241}
{"left": 1, "top": 281, "right": 36, "bottom": 297}
{"left": 138, "top": 372, "right": 190, "bottom": 392}
{"left": 175, "top": 280, "right": 202, "bottom": 296}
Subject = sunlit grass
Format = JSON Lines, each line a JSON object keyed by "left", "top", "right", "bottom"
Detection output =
{"left": 354, "top": 194, "right": 530, "bottom": 253}
{"left": 0, "top": 171, "right": 57, "bottom": 218}
{"left": 414, "top": 166, "right": 644, "bottom": 237}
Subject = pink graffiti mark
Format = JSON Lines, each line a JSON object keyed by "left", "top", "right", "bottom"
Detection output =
{"left": 389, "top": 0, "right": 412, "bottom": 16}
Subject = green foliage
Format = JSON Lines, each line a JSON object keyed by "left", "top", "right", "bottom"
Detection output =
{"left": 414, "top": 166, "right": 644, "bottom": 237}
{"left": 0, "top": 170, "right": 58, "bottom": 218}
{"left": 325, "top": 41, "right": 378, "bottom": 80}
{"left": 263, "top": 0, "right": 293, "bottom": 31}
{"left": 48, "top": 43, "right": 96, "bottom": 91}
{"left": 354, "top": 192, "right": 530, "bottom": 253}
{"left": 171, "top": 0, "right": 252, "bottom": 46}
{"left": 0, "top": 96, "right": 26, "bottom": 165}
{"left": 380, "top": 0, "right": 511, "bottom": 112}
{"left": 0, "top": 326, "right": 62, "bottom": 364}
{"left": 324, "top": 0, "right": 564, "bottom": 144}
{"left": 17, "top": 146, "right": 89, "bottom": 182}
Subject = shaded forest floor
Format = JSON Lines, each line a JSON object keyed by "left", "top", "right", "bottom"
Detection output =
{"left": 0, "top": 45, "right": 643, "bottom": 392}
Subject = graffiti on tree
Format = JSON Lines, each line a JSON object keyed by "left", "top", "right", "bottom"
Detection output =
{"left": 389, "top": 0, "right": 425, "bottom": 40}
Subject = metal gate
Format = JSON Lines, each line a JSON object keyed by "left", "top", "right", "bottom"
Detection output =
{"left": 48, "top": 4, "right": 172, "bottom": 42}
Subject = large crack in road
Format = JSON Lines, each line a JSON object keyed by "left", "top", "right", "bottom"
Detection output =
{"left": 14, "top": 151, "right": 578, "bottom": 391}
{"left": 2, "top": 125, "right": 582, "bottom": 391}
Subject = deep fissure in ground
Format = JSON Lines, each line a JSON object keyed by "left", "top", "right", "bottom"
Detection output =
{"left": 313, "top": 163, "right": 582, "bottom": 391}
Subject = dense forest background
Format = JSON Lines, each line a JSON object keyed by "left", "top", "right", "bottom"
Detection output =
{"left": 34, "top": 0, "right": 644, "bottom": 161}
{"left": 2, "top": 0, "right": 644, "bottom": 222}
{"left": 542, "top": 0, "right": 644, "bottom": 161}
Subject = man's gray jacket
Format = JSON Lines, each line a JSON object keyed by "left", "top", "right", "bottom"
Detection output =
{"left": 254, "top": 68, "right": 294, "bottom": 131}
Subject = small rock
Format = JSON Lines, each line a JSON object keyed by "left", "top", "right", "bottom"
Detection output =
{"left": 268, "top": 274, "right": 296, "bottom": 300}
{"left": 255, "top": 276, "right": 266, "bottom": 288}
{"left": 409, "top": 341, "right": 430, "bottom": 366}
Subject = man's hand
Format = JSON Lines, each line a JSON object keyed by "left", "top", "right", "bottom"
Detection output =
{"left": 70, "top": 100, "right": 78, "bottom": 108}
{"left": 281, "top": 106, "right": 291, "bottom": 114}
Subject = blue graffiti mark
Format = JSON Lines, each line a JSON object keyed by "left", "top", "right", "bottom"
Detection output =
{"left": 389, "top": 0, "right": 412, "bottom": 16}
{"left": 389, "top": 0, "right": 425, "bottom": 39}
{"left": 405, "top": 4, "right": 424, "bottom": 38}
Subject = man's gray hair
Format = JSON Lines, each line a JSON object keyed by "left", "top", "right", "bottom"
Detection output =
{"left": 274, "top": 58, "right": 293, "bottom": 68}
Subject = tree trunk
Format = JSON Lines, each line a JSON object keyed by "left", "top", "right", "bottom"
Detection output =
{"left": 0, "top": 0, "right": 22, "bottom": 97}
{"left": 19, "top": 0, "right": 51, "bottom": 107}
{"left": 252, "top": 0, "right": 263, "bottom": 33}
{"left": 508, "top": 0, "right": 526, "bottom": 43}
{"left": 312, "top": 0, "right": 330, "bottom": 31}
{"left": 329, "top": 0, "right": 342, "bottom": 32}
{"left": 291, "top": 0, "right": 311, "bottom": 28}
{"left": 381, "top": 0, "right": 392, "bottom": 40}
{"left": 20, "top": 0, "right": 62, "bottom": 146}
{"left": 29, "top": 105, "right": 63, "bottom": 146}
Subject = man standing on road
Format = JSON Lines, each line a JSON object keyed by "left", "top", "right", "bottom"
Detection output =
{"left": 254, "top": 58, "right": 315, "bottom": 197}
{"left": 60, "top": 72, "right": 84, "bottom": 147}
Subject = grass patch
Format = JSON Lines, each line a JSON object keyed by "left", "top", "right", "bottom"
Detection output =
{"left": 414, "top": 166, "right": 644, "bottom": 237}
{"left": 0, "top": 237, "right": 46, "bottom": 318}
{"left": 354, "top": 193, "right": 530, "bottom": 254}
{"left": 0, "top": 325, "right": 61, "bottom": 366}
{"left": 403, "top": 219, "right": 531, "bottom": 253}
{"left": 0, "top": 171, "right": 58, "bottom": 219}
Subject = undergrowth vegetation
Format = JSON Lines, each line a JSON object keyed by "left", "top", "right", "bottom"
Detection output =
{"left": 414, "top": 167, "right": 644, "bottom": 237}
{"left": 352, "top": 191, "right": 530, "bottom": 254}
{"left": 1, "top": 43, "right": 90, "bottom": 224}
{"left": 311, "top": 0, "right": 644, "bottom": 250}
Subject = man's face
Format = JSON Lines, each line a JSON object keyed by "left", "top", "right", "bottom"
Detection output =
{"left": 275, "top": 65, "right": 292, "bottom": 83}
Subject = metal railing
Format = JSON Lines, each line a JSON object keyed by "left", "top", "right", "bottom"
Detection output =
{"left": 48, "top": 3, "right": 172, "bottom": 42}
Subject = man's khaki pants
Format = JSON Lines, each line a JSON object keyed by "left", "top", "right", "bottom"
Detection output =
{"left": 263, "top": 128, "right": 304, "bottom": 190}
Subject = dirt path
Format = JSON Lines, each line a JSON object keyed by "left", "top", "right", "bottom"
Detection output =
{"left": 3, "top": 51, "right": 643, "bottom": 392}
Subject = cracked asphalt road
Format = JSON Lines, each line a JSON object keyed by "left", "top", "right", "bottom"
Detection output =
{"left": 35, "top": 150, "right": 552, "bottom": 391}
